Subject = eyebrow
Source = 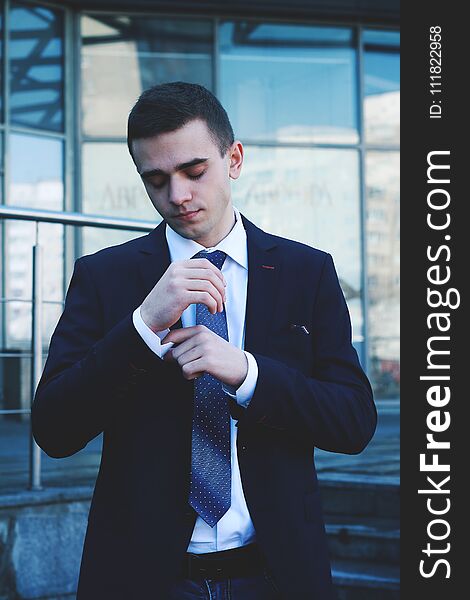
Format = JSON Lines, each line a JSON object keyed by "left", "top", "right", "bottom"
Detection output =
{"left": 139, "top": 157, "right": 209, "bottom": 179}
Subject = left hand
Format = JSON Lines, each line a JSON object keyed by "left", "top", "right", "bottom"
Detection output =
{"left": 161, "top": 325, "right": 248, "bottom": 387}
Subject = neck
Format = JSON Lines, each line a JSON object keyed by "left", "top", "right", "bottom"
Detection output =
{"left": 198, "top": 209, "right": 236, "bottom": 248}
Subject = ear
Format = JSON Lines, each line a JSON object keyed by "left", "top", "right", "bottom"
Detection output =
{"left": 228, "top": 141, "right": 244, "bottom": 180}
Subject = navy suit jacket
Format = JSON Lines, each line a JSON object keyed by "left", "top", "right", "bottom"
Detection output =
{"left": 32, "top": 214, "right": 376, "bottom": 599}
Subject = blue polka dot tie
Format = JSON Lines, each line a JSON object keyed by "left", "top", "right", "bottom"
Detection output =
{"left": 188, "top": 249, "right": 231, "bottom": 527}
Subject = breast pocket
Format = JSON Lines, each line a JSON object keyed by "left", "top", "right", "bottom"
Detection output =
{"left": 268, "top": 324, "right": 313, "bottom": 375}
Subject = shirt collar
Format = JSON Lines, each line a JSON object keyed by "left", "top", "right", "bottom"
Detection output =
{"left": 165, "top": 205, "right": 247, "bottom": 269}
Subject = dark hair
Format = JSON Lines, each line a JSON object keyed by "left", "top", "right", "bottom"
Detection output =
{"left": 127, "top": 81, "right": 235, "bottom": 160}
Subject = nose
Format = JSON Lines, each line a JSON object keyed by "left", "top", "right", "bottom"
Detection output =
{"left": 168, "top": 176, "right": 192, "bottom": 206}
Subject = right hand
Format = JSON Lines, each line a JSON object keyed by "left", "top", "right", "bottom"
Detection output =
{"left": 140, "top": 258, "right": 227, "bottom": 332}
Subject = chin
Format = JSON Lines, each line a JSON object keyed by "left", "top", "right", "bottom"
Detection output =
{"left": 172, "top": 222, "right": 203, "bottom": 241}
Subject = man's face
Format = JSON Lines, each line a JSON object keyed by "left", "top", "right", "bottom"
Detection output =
{"left": 132, "top": 119, "right": 243, "bottom": 247}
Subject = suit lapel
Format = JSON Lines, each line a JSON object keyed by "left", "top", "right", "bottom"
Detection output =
{"left": 241, "top": 214, "right": 280, "bottom": 356}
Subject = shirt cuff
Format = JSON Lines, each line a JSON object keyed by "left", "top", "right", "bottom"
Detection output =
{"left": 222, "top": 351, "right": 258, "bottom": 408}
{"left": 132, "top": 306, "right": 173, "bottom": 358}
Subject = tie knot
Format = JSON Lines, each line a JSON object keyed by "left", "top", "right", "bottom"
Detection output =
{"left": 192, "top": 249, "right": 227, "bottom": 270}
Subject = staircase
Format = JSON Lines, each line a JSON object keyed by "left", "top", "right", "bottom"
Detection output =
{"left": 319, "top": 473, "right": 400, "bottom": 600}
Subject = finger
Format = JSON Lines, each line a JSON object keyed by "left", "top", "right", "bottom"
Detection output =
{"left": 183, "top": 258, "right": 227, "bottom": 286}
{"left": 173, "top": 345, "right": 203, "bottom": 368}
{"left": 186, "top": 290, "right": 223, "bottom": 315}
{"left": 170, "top": 334, "right": 200, "bottom": 359}
{"left": 181, "top": 357, "right": 207, "bottom": 380}
{"left": 182, "top": 268, "right": 227, "bottom": 301}
{"left": 161, "top": 325, "right": 205, "bottom": 345}
{"left": 185, "top": 279, "right": 225, "bottom": 312}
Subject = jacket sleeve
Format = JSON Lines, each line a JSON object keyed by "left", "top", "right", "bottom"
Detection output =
{"left": 31, "top": 257, "right": 164, "bottom": 458}
{"left": 242, "top": 254, "right": 377, "bottom": 454}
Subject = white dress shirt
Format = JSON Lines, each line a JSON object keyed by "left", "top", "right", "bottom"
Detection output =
{"left": 132, "top": 206, "right": 257, "bottom": 553}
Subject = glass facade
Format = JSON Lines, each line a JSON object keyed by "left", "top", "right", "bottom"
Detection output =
{"left": 9, "top": 2, "right": 64, "bottom": 132}
{"left": 1, "top": 0, "right": 67, "bottom": 487}
{"left": 366, "top": 151, "right": 399, "bottom": 398}
{"left": 0, "top": 1, "right": 400, "bottom": 491}
{"left": 364, "top": 30, "right": 400, "bottom": 398}
{"left": 219, "top": 23, "right": 358, "bottom": 144}
{"left": 81, "top": 15, "right": 213, "bottom": 138}
{"left": 363, "top": 29, "right": 400, "bottom": 146}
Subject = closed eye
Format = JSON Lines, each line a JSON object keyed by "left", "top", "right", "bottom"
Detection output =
{"left": 145, "top": 169, "right": 206, "bottom": 190}
{"left": 148, "top": 179, "right": 166, "bottom": 190}
{"left": 187, "top": 171, "right": 206, "bottom": 180}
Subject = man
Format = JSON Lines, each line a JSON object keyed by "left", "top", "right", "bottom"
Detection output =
{"left": 32, "top": 82, "right": 376, "bottom": 599}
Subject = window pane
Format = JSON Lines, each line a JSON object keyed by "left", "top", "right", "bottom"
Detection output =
{"left": 364, "top": 29, "right": 400, "bottom": 146}
{"left": 3, "top": 298, "right": 63, "bottom": 351}
{"left": 232, "top": 146, "right": 363, "bottom": 347}
{"left": 81, "top": 15, "right": 213, "bottom": 138}
{"left": 82, "top": 141, "right": 158, "bottom": 220}
{"left": 366, "top": 151, "right": 400, "bottom": 399}
{"left": 0, "top": 354, "right": 32, "bottom": 412}
{"left": 9, "top": 2, "right": 64, "bottom": 132}
{"left": 220, "top": 22, "right": 358, "bottom": 144}
{"left": 8, "top": 133, "right": 64, "bottom": 210}
{"left": 4, "top": 220, "right": 64, "bottom": 349}
{"left": 0, "top": 413, "right": 31, "bottom": 493}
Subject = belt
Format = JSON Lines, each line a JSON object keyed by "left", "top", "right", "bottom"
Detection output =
{"left": 182, "top": 543, "right": 265, "bottom": 580}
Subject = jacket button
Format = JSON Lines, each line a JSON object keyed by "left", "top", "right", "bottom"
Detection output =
{"left": 241, "top": 445, "right": 247, "bottom": 451}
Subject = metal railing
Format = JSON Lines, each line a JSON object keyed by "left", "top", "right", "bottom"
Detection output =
{"left": 1, "top": 205, "right": 156, "bottom": 490}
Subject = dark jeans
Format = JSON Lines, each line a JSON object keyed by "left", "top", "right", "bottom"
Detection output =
{"left": 167, "top": 568, "right": 282, "bottom": 599}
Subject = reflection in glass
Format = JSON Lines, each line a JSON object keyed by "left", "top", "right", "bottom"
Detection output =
{"left": 220, "top": 22, "right": 358, "bottom": 144}
{"left": 366, "top": 152, "right": 399, "bottom": 399}
{"left": 81, "top": 15, "right": 213, "bottom": 137}
{"left": 81, "top": 142, "right": 159, "bottom": 253}
{"left": 9, "top": 2, "right": 64, "bottom": 131}
{"left": 232, "top": 146, "right": 363, "bottom": 346}
{"left": 363, "top": 30, "right": 400, "bottom": 145}
{"left": 82, "top": 142, "right": 157, "bottom": 220}
{"left": 3, "top": 297, "right": 63, "bottom": 352}
{"left": 4, "top": 221, "right": 64, "bottom": 349}
{"left": 9, "top": 133, "right": 64, "bottom": 210}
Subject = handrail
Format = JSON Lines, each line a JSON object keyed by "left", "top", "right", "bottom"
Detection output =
{"left": 30, "top": 235, "right": 42, "bottom": 490}
{"left": 0, "top": 205, "right": 156, "bottom": 232}
{"left": 0, "top": 206, "right": 157, "bottom": 490}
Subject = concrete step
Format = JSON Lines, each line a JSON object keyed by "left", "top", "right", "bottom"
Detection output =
{"left": 319, "top": 473, "right": 400, "bottom": 519}
{"left": 332, "top": 559, "right": 400, "bottom": 600}
{"left": 326, "top": 515, "right": 399, "bottom": 564}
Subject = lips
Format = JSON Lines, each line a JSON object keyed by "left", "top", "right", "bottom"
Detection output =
{"left": 175, "top": 209, "right": 200, "bottom": 219}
